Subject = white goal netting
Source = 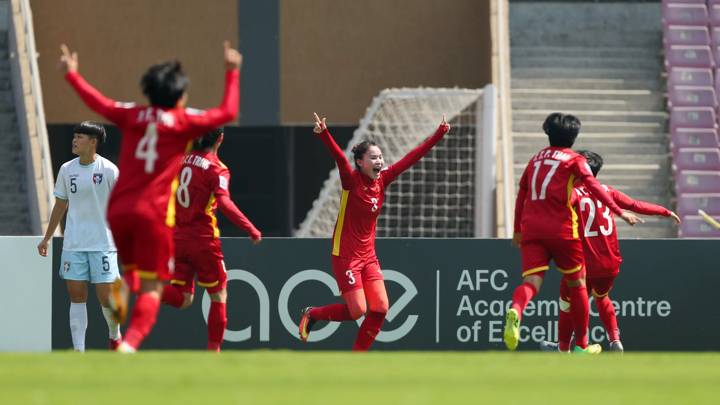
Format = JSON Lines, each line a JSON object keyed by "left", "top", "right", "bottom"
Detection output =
{"left": 296, "top": 87, "right": 494, "bottom": 238}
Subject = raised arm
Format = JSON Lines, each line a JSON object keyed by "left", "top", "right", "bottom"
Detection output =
{"left": 313, "top": 113, "right": 354, "bottom": 189}
{"left": 573, "top": 159, "right": 642, "bottom": 226}
{"left": 186, "top": 42, "right": 241, "bottom": 132}
{"left": 382, "top": 116, "right": 451, "bottom": 185}
{"left": 611, "top": 188, "right": 680, "bottom": 223}
{"left": 61, "top": 44, "right": 130, "bottom": 125}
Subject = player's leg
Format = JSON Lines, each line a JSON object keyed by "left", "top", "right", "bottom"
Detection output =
{"left": 589, "top": 275, "right": 621, "bottom": 351}
{"left": 352, "top": 259, "right": 388, "bottom": 351}
{"left": 505, "top": 240, "right": 549, "bottom": 350}
{"left": 118, "top": 221, "right": 174, "bottom": 352}
{"left": 61, "top": 250, "right": 90, "bottom": 352}
{"left": 106, "top": 214, "right": 134, "bottom": 324}
{"left": 89, "top": 251, "right": 123, "bottom": 349}
{"left": 207, "top": 288, "right": 227, "bottom": 352}
{"left": 198, "top": 242, "right": 229, "bottom": 351}
{"left": 557, "top": 281, "right": 574, "bottom": 352}
{"left": 162, "top": 240, "right": 195, "bottom": 309}
{"left": 299, "top": 256, "right": 360, "bottom": 342}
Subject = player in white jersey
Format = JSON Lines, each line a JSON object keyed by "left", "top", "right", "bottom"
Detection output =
{"left": 37, "top": 121, "right": 122, "bottom": 351}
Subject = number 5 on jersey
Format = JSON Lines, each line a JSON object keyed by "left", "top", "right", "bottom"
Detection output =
{"left": 135, "top": 123, "right": 159, "bottom": 173}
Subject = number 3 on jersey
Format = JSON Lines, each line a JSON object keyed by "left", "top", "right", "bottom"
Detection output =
{"left": 135, "top": 123, "right": 159, "bottom": 173}
{"left": 176, "top": 166, "right": 192, "bottom": 208}
{"left": 530, "top": 159, "right": 560, "bottom": 200}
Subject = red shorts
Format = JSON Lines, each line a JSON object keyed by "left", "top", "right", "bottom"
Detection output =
{"left": 332, "top": 255, "right": 384, "bottom": 294}
{"left": 170, "top": 238, "right": 227, "bottom": 295}
{"left": 587, "top": 275, "right": 617, "bottom": 298}
{"left": 521, "top": 238, "right": 585, "bottom": 278}
{"left": 108, "top": 208, "right": 174, "bottom": 281}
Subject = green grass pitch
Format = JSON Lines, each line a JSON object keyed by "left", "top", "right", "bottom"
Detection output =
{"left": 1, "top": 352, "right": 718, "bottom": 404}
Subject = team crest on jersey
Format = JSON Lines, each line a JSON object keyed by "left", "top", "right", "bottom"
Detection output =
{"left": 93, "top": 173, "right": 103, "bottom": 185}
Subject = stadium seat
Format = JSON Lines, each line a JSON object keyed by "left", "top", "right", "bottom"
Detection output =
{"left": 675, "top": 170, "right": 720, "bottom": 193}
{"left": 670, "top": 107, "right": 717, "bottom": 132}
{"left": 678, "top": 215, "right": 720, "bottom": 237}
{"left": 665, "top": 45, "right": 714, "bottom": 68}
{"left": 676, "top": 193, "right": 720, "bottom": 216}
{"left": 672, "top": 148, "right": 720, "bottom": 170}
{"left": 662, "top": 4, "right": 709, "bottom": 26}
{"left": 664, "top": 25, "right": 710, "bottom": 46}
{"left": 711, "top": 5, "right": 720, "bottom": 26}
{"left": 671, "top": 128, "right": 720, "bottom": 149}
{"left": 669, "top": 67, "right": 714, "bottom": 87}
{"left": 668, "top": 85, "right": 718, "bottom": 108}
{"left": 712, "top": 27, "right": 720, "bottom": 47}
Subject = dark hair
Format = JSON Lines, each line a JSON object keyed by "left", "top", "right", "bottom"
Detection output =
{"left": 577, "top": 150, "right": 603, "bottom": 177}
{"left": 140, "top": 61, "right": 189, "bottom": 108}
{"left": 351, "top": 140, "right": 379, "bottom": 169}
{"left": 73, "top": 121, "right": 106, "bottom": 144}
{"left": 193, "top": 127, "right": 224, "bottom": 151}
{"left": 543, "top": 112, "right": 581, "bottom": 147}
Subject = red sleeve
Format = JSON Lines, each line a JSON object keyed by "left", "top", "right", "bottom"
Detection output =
{"left": 185, "top": 69, "right": 240, "bottom": 134}
{"left": 513, "top": 164, "right": 530, "bottom": 233}
{"left": 316, "top": 128, "right": 355, "bottom": 189}
{"left": 610, "top": 187, "right": 671, "bottom": 216}
{"left": 382, "top": 124, "right": 449, "bottom": 185}
{"left": 217, "top": 194, "right": 261, "bottom": 240}
{"left": 65, "top": 72, "right": 133, "bottom": 125}
{"left": 212, "top": 166, "right": 231, "bottom": 198}
{"left": 572, "top": 158, "right": 624, "bottom": 216}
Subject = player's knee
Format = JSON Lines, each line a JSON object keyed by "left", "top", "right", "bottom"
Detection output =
{"left": 523, "top": 274, "right": 544, "bottom": 292}
{"left": 563, "top": 272, "right": 585, "bottom": 288}
{"left": 559, "top": 297, "right": 571, "bottom": 313}
{"left": 348, "top": 304, "right": 367, "bottom": 320}
{"left": 179, "top": 294, "right": 194, "bottom": 309}
{"left": 369, "top": 300, "right": 389, "bottom": 315}
{"left": 210, "top": 289, "right": 227, "bottom": 304}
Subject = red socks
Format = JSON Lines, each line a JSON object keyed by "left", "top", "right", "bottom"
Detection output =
{"left": 511, "top": 282, "right": 538, "bottom": 320}
{"left": 207, "top": 301, "right": 227, "bottom": 351}
{"left": 309, "top": 304, "right": 353, "bottom": 322}
{"left": 567, "top": 283, "right": 590, "bottom": 349}
{"left": 352, "top": 311, "right": 386, "bottom": 351}
{"left": 595, "top": 296, "right": 620, "bottom": 342}
{"left": 123, "top": 292, "right": 160, "bottom": 349}
{"left": 161, "top": 284, "right": 185, "bottom": 308}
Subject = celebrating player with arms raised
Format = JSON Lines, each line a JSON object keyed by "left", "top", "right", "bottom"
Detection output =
{"left": 60, "top": 41, "right": 242, "bottom": 352}
{"left": 506, "top": 113, "right": 642, "bottom": 353}
{"left": 298, "top": 113, "right": 450, "bottom": 351}
{"left": 160, "top": 128, "right": 261, "bottom": 351}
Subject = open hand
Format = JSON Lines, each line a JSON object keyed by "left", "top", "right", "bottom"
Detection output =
{"left": 669, "top": 211, "right": 681, "bottom": 224}
{"left": 59, "top": 44, "right": 78, "bottom": 73}
{"left": 224, "top": 41, "right": 242, "bottom": 70}
{"left": 313, "top": 112, "right": 327, "bottom": 134}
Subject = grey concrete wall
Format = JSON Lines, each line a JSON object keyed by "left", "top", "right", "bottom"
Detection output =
{"left": 510, "top": 2, "right": 662, "bottom": 46}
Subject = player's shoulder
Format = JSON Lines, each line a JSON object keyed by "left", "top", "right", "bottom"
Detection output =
{"left": 60, "top": 157, "right": 81, "bottom": 171}
{"left": 183, "top": 107, "right": 206, "bottom": 117}
{"left": 96, "top": 155, "right": 118, "bottom": 168}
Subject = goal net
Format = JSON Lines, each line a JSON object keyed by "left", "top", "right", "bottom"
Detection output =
{"left": 296, "top": 87, "right": 495, "bottom": 238}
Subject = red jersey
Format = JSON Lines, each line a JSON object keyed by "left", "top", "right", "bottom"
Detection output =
{"left": 572, "top": 184, "right": 671, "bottom": 276}
{"left": 65, "top": 70, "right": 239, "bottom": 227}
{"left": 174, "top": 151, "right": 259, "bottom": 240}
{"left": 318, "top": 124, "right": 448, "bottom": 258}
{"left": 514, "top": 146, "right": 624, "bottom": 240}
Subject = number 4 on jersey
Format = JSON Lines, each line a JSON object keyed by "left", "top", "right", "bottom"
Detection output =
{"left": 135, "top": 123, "right": 159, "bottom": 173}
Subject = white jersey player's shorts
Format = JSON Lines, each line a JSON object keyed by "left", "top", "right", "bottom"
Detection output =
{"left": 59, "top": 250, "right": 120, "bottom": 284}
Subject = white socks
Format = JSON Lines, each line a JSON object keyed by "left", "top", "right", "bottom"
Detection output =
{"left": 69, "top": 302, "right": 87, "bottom": 352}
{"left": 101, "top": 306, "right": 121, "bottom": 341}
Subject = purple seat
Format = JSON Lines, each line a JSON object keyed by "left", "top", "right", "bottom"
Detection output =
{"left": 670, "top": 107, "right": 717, "bottom": 132}
{"left": 712, "top": 5, "right": 720, "bottom": 26}
{"left": 663, "top": 4, "right": 709, "bottom": 26}
{"left": 679, "top": 216, "right": 720, "bottom": 237}
{"left": 675, "top": 170, "right": 720, "bottom": 193}
{"left": 676, "top": 194, "right": 720, "bottom": 216}
{"left": 669, "top": 68, "right": 713, "bottom": 87}
{"left": 672, "top": 128, "right": 720, "bottom": 149}
{"left": 668, "top": 86, "right": 718, "bottom": 108}
{"left": 673, "top": 148, "right": 720, "bottom": 170}
{"left": 665, "top": 25, "right": 710, "bottom": 46}
{"left": 665, "top": 45, "right": 714, "bottom": 68}
{"left": 713, "top": 27, "right": 720, "bottom": 46}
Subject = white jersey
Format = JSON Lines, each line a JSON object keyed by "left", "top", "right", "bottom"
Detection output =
{"left": 54, "top": 155, "right": 118, "bottom": 252}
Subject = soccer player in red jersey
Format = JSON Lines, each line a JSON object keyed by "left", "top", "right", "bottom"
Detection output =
{"left": 59, "top": 41, "right": 242, "bottom": 352}
{"left": 505, "top": 113, "right": 642, "bottom": 353}
{"left": 542, "top": 150, "right": 680, "bottom": 353}
{"left": 160, "top": 128, "right": 261, "bottom": 351}
{"left": 298, "top": 113, "right": 450, "bottom": 351}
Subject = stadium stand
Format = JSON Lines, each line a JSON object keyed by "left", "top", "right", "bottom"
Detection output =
{"left": 663, "top": 0, "right": 720, "bottom": 237}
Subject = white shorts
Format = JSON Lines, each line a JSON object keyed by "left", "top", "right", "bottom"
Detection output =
{"left": 59, "top": 250, "right": 120, "bottom": 284}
